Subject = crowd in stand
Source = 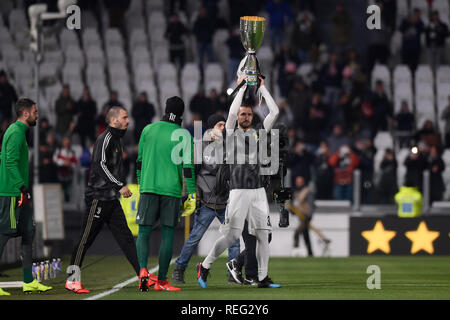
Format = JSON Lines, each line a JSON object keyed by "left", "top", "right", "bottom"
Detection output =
{"left": 1, "top": 0, "right": 450, "bottom": 204}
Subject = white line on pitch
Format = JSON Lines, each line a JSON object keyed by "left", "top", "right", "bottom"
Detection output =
{"left": 84, "top": 258, "right": 176, "bottom": 300}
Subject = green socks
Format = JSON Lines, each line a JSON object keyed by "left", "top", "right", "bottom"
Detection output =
{"left": 23, "top": 268, "right": 33, "bottom": 284}
{"left": 136, "top": 225, "right": 176, "bottom": 281}
{"left": 136, "top": 225, "right": 152, "bottom": 270}
{"left": 158, "top": 226, "right": 175, "bottom": 280}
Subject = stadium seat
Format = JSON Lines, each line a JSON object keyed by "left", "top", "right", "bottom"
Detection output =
{"left": 157, "top": 62, "right": 177, "bottom": 85}
{"left": 129, "top": 29, "right": 148, "bottom": 48}
{"left": 131, "top": 45, "right": 151, "bottom": 69}
{"left": 205, "top": 63, "right": 224, "bottom": 86}
{"left": 62, "top": 62, "right": 83, "bottom": 83}
{"left": 443, "top": 149, "right": 450, "bottom": 167}
{"left": 85, "top": 45, "right": 105, "bottom": 66}
{"left": 393, "top": 65, "right": 412, "bottom": 86}
{"left": 86, "top": 62, "right": 106, "bottom": 85}
{"left": 205, "top": 81, "right": 223, "bottom": 93}
{"left": 66, "top": 80, "right": 84, "bottom": 100}
{"left": 159, "top": 82, "right": 180, "bottom": 107}
{"left": 64, "top": 45, "right": 85, "bottom": 68}
{"left": 0, "top": 26, "right": 12, "bottom": 44}
{"left": 436, "top": 66, "right": 450, "bottom": 84}
{"left": 152, "top": 46, "right": 170, "bottom": 67}
{"left": 109, "top": 63, "right": 130, "bottom": 83}
{"left": 104, "top": 28, "right": 123, "bottom": 48}
{"left": 148, "top": 11, "right": 166, "bottom": 30}
{"left": 371, "top": 64, "right": 392, "bottom": 98}
{"left": 258, "top": 46, "right": 274, "bottom": 75}
{"left": 106, "top": 46, "right": 127, "bottom": 65}
{"left": 82, "top": 28, "right": 101, "bottom": 48}
{"left": 134, "top": 63, "right": 154, "bottom": 84}
{"left": 374, "top": 131, "right": 394, "bottom": 150}
{"left": 59, "top": 28, "right": 80, "bottom": 50}
{"left": 181, "top": 63, "right": 201, "bottom": 84}
{"left": 394, "top": 83, "right": 413, "bottom": 113}
{"left": 415, "top": 83, "right": 434, "bottom": 106}
{"left": 8, "top": 9, "right": 27, "bottom": 29}
{"left": 414, "top": 65, "right": 433, "bottom": 90}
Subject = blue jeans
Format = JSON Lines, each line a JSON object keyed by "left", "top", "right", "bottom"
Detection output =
{"left": 175, "top": 205, "right": 240, "bottom": 269}
{"left": 334, "top": 184, "right": 353, "bottom": 201}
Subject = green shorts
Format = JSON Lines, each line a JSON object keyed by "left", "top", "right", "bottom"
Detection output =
{"left": 0, "top": 196, "right": 35, "bottom": 236}
{"left": 136, "top": 193, "right": 182, "bottom": 228}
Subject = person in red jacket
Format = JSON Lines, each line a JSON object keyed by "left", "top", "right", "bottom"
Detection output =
{"left": 328, "top": 145, "right": 360, "bottom": 201}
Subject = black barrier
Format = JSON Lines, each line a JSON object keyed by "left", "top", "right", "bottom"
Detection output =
{"left": 350, "top": 216, "right": 450, "bottom": 255}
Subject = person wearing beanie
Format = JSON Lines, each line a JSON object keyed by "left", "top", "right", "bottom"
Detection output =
{"left": 135, "top": 96, "right": 196, "bottom": 292}
{"left": 171, "top": 113, "right": 240, "bottom": 284}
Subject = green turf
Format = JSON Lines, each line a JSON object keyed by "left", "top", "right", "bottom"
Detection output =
{"left": 1, "top": 256, "right": 450, "bottom": 300}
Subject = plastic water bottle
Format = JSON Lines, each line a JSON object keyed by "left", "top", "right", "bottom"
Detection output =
{"left": 38, "top": 262, "right": 44, "bottom": 282}
{"left": 44, "top": 261, "right": 49, "bottom": 280}
{"left": 56, "top": 258, "right": 62, "bottom": 275}
{"left": 32, "top": 263, "right": 38, "bottom": 280}
{"left": 51, "top": 259, "right": 57, "bottom": 278}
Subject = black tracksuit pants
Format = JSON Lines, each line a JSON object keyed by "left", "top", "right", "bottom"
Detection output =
{"left": 69, "top": 197, "right": 140, "bottom": 276}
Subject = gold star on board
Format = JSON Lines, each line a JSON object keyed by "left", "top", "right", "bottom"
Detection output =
{"left": 361, "top": 220, "right": 397, "bottom": 254}
{"left": 405, "top": 221, "right": 440, "bottom": 254}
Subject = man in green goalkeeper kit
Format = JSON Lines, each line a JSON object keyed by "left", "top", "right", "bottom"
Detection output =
{"left": 0, "top": 98, "right": 52, "bottom": 295}
{"left": 135, "top": 96, "right": 196, "bottom": 292}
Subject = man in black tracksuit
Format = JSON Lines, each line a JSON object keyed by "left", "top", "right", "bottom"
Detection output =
{"left": 65, "top": 106, "right": 140, "bottom": 294}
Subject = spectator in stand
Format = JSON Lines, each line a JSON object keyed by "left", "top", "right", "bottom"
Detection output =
{"left": 103, "top": 90, "right": 124, "bottom": 111}
{"left": 378, "top": 0, "right": 397, "bottom": 35}
{"left": 303, "top": 92, "right": 330, "bottom": 147}
{"left": 288, "top": 77, "right": 311, "bottom": 131}
{"left": 404, "top": 143, "right": 428, "bottom": 191}
{"left": 375, "top": 148, "right": 398, "bottom": 204}
{"left": 370, "top": 80, "right": 393, "bottom": 136}
{"left": 330, "top": 4, "right": 352, "bottom": 55}
{"left": 38, "top": 117, "right": 52, "bottom": 145}
{"left": 265, "top": 0, "right": 293, "bottom": 52}
{"left": 226, "top": 26, "right": 244, "bottom": 85}
{"left": 425, "top": 10, "right": 449, "bottom": 69}
{"left": 327, "top": 123, "right": 351, "bottom": 154}
{"left": 414, "top": 119, "right": 441, "bottom": 148}
{"left": 276, "top": 100, "right": 294, "bottom": 128}
{"left": 273, "top": 45, "right": 299, "bottom": 98}
{"left": 290, "top": 10, "right": 317, "bottom": 63}
{"left": 328, "top": 144, "right": 360, "bottom": 201}
{"left": 214, "top": 89, "right": 229, "bottom": 116}
{"left": 55, "top": 84, "right": 76, "bottom": 142}
{"left": 314, "top": 140, "right": 334, "bottom": 200}
{"left": 53, "top": 136, "right": 78, "bottom": 202}
{"left": 165, "top": 14, "right": 189, "bottom": 69}
{"left": 318, "top": 52, "right": 342, "bottom": 108}
{"left": 353, "top": 138, "right": 376, "bottom": 204}
{"left": 366, "top": 1, "right": 391, "bottom": 72}
{"left": 193, "top": 7, "right": 215, "bottom": 73}
{"left": 75, "top": 87, "right": 97, "bottom": 148}
{"left": 189, "top": 89, "right": 213, "bottom": 124}
{"left": 39, "top": 141, "right": 59, "bottom": 183}
{"left": 400, "top": 8, "right": 424, "bottom": 72}
{"left": 131, "top": 91, "right": 155, "bottom": 144}
{"left": 288, "top": 139, "right": 315, "bottom": 186}
{"left": 440, "top": 96, "right": 450, "bottom": 148}
{"left": 428, "top": 145, "right": 446, "bottom": 204}
{"left": 395, "top": 100, "right": 415, "bottom": 147}
{"left": 0, "top": 70, "right": 18, "bottom": 124}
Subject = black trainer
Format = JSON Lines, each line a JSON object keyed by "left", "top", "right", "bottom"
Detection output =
{"left": 243, "top": 277, "right": 258, "bottom": 286}
{"left": 226, "top": 259, "right": 243, "bottom": 284}
{"left": 257, "top": 276, "right": 281, "bottom": 288}
{"left": 171, "top": 265, "right": 185, "bottom": 284}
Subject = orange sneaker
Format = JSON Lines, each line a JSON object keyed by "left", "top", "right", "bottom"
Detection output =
{"left": 148, "top": 273, "right": 158, "bottom": 287}
{"left": 65, "top": 280, "right": 90, "bottom": 294}
{"left": 138, "top": 268, "right": 150, "bottom": 292}
{"left": 154, "top": 280, "right": 181, "bottom": 291}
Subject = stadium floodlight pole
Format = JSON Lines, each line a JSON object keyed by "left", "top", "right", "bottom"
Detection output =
{"left": 28, "top": 0, "right": 78, "bottom": 186}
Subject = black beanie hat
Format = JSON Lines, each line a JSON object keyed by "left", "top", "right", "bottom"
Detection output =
{"left": 163, "top": 96, "right": 184, "bottom": 125}
{"left": 207, "top": 114, "right": 226, "bottom": 129}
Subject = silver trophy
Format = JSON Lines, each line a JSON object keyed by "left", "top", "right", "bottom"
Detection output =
{"left": 228, "top": 16, "right": 266, "bottom": 96}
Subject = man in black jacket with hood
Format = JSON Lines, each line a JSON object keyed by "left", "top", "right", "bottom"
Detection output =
{"left": 171, "top": 114, "right": 240, "bottom": 284}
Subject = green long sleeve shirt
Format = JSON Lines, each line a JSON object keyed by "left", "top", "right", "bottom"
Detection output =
{"left": 0, "top": 121, "right": 29, "bottom": 196}
{"left": 136, "top": 121, "right": 196, "bottom": 198}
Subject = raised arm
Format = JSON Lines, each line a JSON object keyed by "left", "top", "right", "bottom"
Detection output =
{"left": 225, "top": 77, "right": 247, "bottom": 130}
{"left": 258, "top": 79, "right": 279, "bottom": 131}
